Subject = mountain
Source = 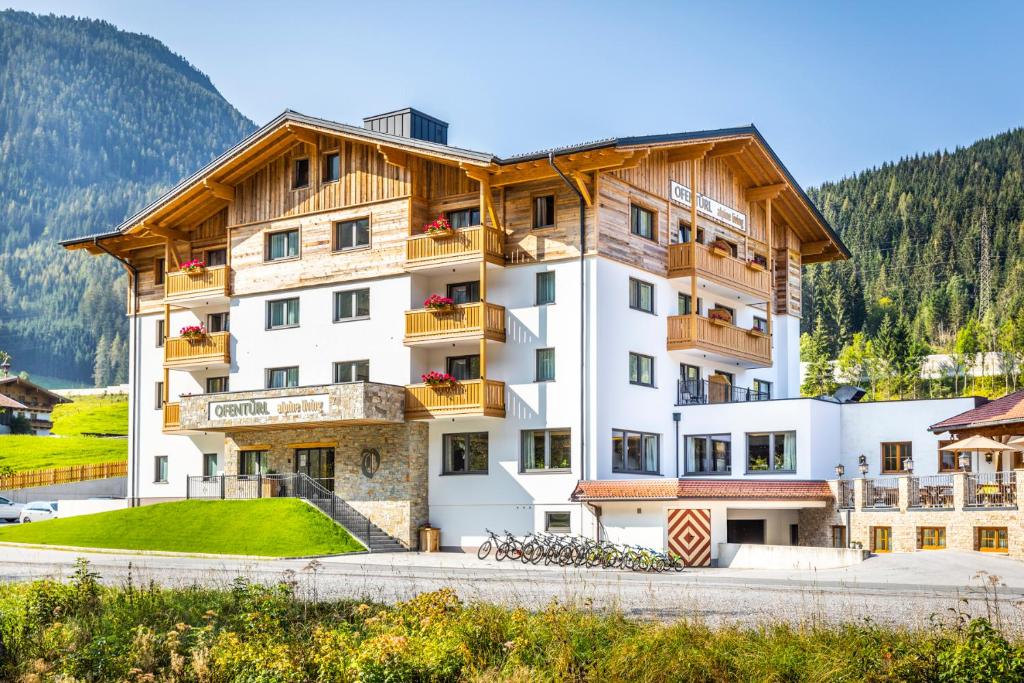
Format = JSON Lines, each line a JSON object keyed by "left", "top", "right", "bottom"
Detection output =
{"left": 0, "top": 10, "right": 254, "bottom": 385}
{"left": 804, "top": 127, "right": 1024, "bottom": 355}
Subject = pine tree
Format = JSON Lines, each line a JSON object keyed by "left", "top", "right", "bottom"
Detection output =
{"left": 800, "top": 319, "right": 837, "bottom": 397}
{"left": 93, "top": 335, "right": 111, "bottom": 388}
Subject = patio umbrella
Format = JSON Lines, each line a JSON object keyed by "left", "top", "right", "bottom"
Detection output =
{"left": 941, "top": 435, "right": 1023, "bottom": 471}
{"left": 1007, "top": 436, "right": 1024, "bottom": 447}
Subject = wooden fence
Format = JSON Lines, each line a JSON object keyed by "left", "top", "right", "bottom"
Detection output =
{"left": 0, "top": 460, "right": 128, "bottom": 491}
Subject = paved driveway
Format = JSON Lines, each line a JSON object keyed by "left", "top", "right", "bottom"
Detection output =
{"left": 2, "top": 546, "right": 1023, "bottom": 630}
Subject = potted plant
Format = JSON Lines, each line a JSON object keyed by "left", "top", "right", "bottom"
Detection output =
{"left": 422, "top": 371, "right": 458, "bottom": 389}
{"left": 746, "top": 253, "right": 767, "bottom": 271}
{"left": 747, "top": 323, "right": 768, "bottom": 337}
{"left": 424, "top": 294, "right": 456, "bottom": 313}
{"left": 179, "top": 323, "right": 207, "bottom": 342}
{"left": 423, "top": 215, "right": 454, "bottom": 238}
{"left": 708, "top": 308, "right": 732, "bottom": 325}
{"left": 263, "top": 469, "right": 280, "bottom": 497}
{"left": 180, "top": 258, "right": 206, "bottom": 274}
{"left": 710, "top": 238, "right": 733, "bottom": 257}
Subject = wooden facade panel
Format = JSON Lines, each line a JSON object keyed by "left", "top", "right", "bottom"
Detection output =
{"left": 504, "top": 178, "right": 585, "bottom": 264}
{"left": 596, "top": 174, "right": 668, "bottom": 273}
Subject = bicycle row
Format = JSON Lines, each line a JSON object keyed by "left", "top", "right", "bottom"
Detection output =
{"left": 477, "top": 529, "right": 685, "bottom": 572}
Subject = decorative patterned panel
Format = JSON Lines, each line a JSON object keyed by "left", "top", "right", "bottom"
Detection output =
{"left": 667, "top": 508, "right": 712, "bottom": 567}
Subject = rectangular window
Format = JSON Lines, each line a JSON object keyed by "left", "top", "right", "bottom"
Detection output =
{"left": 918, "top": 527, "right": 946, "bottom": 550}
{"left": 154, "top": 455, "right": 168, "bottom": 483}
{"left": 612, "top": 429, "right": 660, "bottom": 474}
{"left": 630, "top": 204, "right": 655, "bottom": 240}
{"left": 752, "top": 379, "right": 772, "bottom": 400}
{"left": 446, "top": 281, "right": 480, "bottom": 304}
{"left": 446, "top": 355, "right": 480, "bottom": 381}
{"left": 334, "top": 360, "right": 369, "bottom": 383}
{"left": 545, "top": 511, "right": 571, "bottom": 534}
{"left": 207, "top": 312, "right": 229, "bottom": 333}
{"left": 205, "top": 376, "right": 229, "bottom": 394}
{"left": 746, "top": 432, "right": 795, "bottom": 472}
{"left": 266, "top": 298, "right": 300, "bottom": 329}
{"left": 443, "top": 432, "right": 488, "bottom": 474}
{"left": 205, "top": 248, "right": 227, "bottom": 267}
{"left": 239, "top": 450, "right": 269, "bottom": 476}
{"left": 629, "top": 352, "right": 654, "bottom": 387}
{"left": 685, "top": 434, "right": 731, "bottom": 475}
{"left": 334, "top": 217, "right": 370, "bottom": 251}
{"left": 536, "top": 348, "right": 555, "bottom": 382}
{"left": 881, "top": 442, "right": 912, "bottom": 474}
{"left": 938, "top": 440, "right": 957, "bottom": 472}
{"left": 677, "top": 222, "right": 704, "bottom": 244}
{"left": 533, "top": 195, "right": 555, "bottom": 228}
{"left": 334, "top": 288, "right": 370, "bottom": 321}
{"left": 536, "top": 271, "right": 556, "bottom": 305}
{"left": 154, "top": 382, "right": 164, "bottom": 410}
{"left": 977, "top": 527, "right": 1008, "bottom": 553}
{"left": 753, "top": 316, "right": 768, "bottom": 333}
{"left": 293, "top": 158, "right": 310, "bottom": 189}
{"left": 831, "top": 525, "right": 847, "bottom": 549}
{"left": 677, "top": 293, "right": 703, "bottom": 316}
{"left": 266, "top": 229, "right": 299, "bottom": 261}
{"left": 266, "top": 366, "right": 299, "bottom": 389}
{"left": 155, "top": 319, "right": 165, "bottom": 347}
{"left": 872, "top": 526, "right": 893, "bottom": 553}
{"left": 203, "top": 453, "right": 218, "bottom": 478}
{"left": 154, "top": 258, "right": 165, "bottom": 286}
{"left": 629, "top": 278, "right": 655, "bottom": 313}
{"left": 323, "top": 152, "right": 340, "bottom": 182}
{"left": 521, "top": 429, "right": 571, "bottom": 472}
{"left": 446, "top": 207, "right": 481, "bottom": 229}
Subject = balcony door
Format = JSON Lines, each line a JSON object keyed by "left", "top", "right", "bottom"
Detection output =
{"left": 447, "top": 354, "right": 481, "bottom": 381}
{"left": 295, "top": 448, "right": 335, "bottom": 492}
{"left": 446, "top": 281, "right": 480, "bottom": 304}
{"left": 708, "top": 373, "right": 732, "bottom": 404}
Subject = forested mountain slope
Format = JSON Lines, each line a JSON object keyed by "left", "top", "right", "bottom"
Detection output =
{"left": 0, "top": 10, "right": 253, "bottom": 385}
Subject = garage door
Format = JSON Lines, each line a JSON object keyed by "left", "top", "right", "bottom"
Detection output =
{"left": 667, "top": 508, "right": 711, "bottom": 567}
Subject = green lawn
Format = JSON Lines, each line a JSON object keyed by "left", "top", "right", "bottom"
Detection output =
{"left": 0, "top": 435, "right": 127, "bottom": 472}
{"left": 51, "top": 394, "right": 128, "bottom": 436}
{"left": 0, "top": 499, "right": 365, "bottom": 556}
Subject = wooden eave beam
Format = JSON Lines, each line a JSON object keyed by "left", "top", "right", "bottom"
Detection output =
{"left": 145, "top": 224, "right": 190, "bottom": 242}
{"left": 745, "top": 182, "right": 788, "bottom": 202}
{"left": 489, "top": 150, "right": 640, "bottom": 187}
{"left": 203, "top": 179, "right": 235, "bottom": 202}
{"left": 665, "top": 143, "right": 715, "bottom": 163}
{"left": 285, "top": 124, "right": 318, "bottom": 147}
{"left": 706, "top": 138, "right": 752, "bottom": 158}
{"left": 800, "top": 240, "right": 831, "bottom": 256}
{"left": 571, "top": 171, "right": 593, "bottom": 207}
{"left": 219, "top": 134, "right": 301, "bottom": 184}
{"left": 376, "top": 144, "right": 408, "bottom": 168}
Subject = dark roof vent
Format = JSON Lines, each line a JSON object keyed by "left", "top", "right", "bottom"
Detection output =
{"left": 832, "top": 385, "right": 867, "bottom": 404}
{"left": 363, "top": 107, "right": 448, "bottom": 145}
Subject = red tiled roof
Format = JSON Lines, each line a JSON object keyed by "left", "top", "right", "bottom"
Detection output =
{"left": 929, "top": 391, "right": 1024, "bottom": 432}
{"left": 570, "top": 479, "right": 832, "bottom": 502}
{"left": 0, "top": 394, "right": 27, "bottom": 410}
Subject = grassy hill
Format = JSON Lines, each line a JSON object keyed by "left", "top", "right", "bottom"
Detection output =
{"left": 51, "top": 394, "right": 128, "bottom": 436}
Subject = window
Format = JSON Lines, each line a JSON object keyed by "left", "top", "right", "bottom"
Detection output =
{"left": 334, "top": 289, "right": 370, "bottom": 321}
{"left": 881, "top": 442, "right": 912, "bottom": 474}
{"left": 154, "top": 456, "right": 168, "bottom": 483}
{"left": 154, "top": 382, "right": 164, "bottom": 410}
{"left": 522, "top": 429, "right": 571, "bottom": 472}
{"left": 206, "top": 376, "right": 229, "bottom": 393}
{"left": 612, "top": 429, "right": 660, "bottom": 474}
{"left": 630, "top": 204, "right": 655, "bottom": 240}
{"left": 536, "top": 348, "right": 555, "bottom": 382}
{"left": 155, "top": 319, "right": 165, "bottom": 347}
{"left": 334, "top": 217, "right": 370, "bottom": 251}
{"left": 292, "top": 158, "right": 310, "bottom": 189}
{"left": 685, "top": 434, "right": 731, "bottom": 474}
{"left": 536, "top": 271, "right": 556, "bottom": 305}
{"left": 678, "top": 293, "right": 702, "bottom": 316}
{"left": 545, "top": 511, "right": 571, "bottom": 534}
{"left": 918, "top": 527, "right": 946, "bottom": 550}
{"left": 203, "top": 453, "right": 218, "bottom": 479}
{"left": 207, "top": 312, "right": 229, "bottom": 333}
{"left": 266, "top": 366, "right": 299, "bottom": 389}
{"left": 752, "top": 379, "right": 772, "bottom": 400}
{"left": 266, "top": 229, "right": 299, "bottom": 261}
{"left": 334, "top": 360, "right": 369, "bottom": 383}
{"left": 266, "top": 298, "right": 300, "bottom": 329}
{"left": 447, "top": 355, "right": 480, "bottom": 381}
{"left": 443, "top": 432, "right": 488, "bottom": 474}
{"left": 446, "top": 281, "right": 480, "bottom": 304}
{"left": 629, "top": 352, "right": 654, "bottom": 387}
{"left": 533, "top": 194, "right": 555, "bottom": 228}
{"left": 680, "top": 364, "right": 701, "bottom": 398}
{"left": 629, "top": 278, "right": 655, "bottom": 313}
{"left": 446, "top": 207, "right": 480, "bottom": 229}
{"left": 831, "top": 526, "right": 847, "bottom": 549}
{"left": 753, "top": 316, "right": 768, "bottom": 333}
{"left": 323, "top": 152, "right": 340, "bottom": 182}
{"left": 154, "top": 258, "right": 165, "bottom": 286}
{"left": 239, "top": 450, "right": 269, "bottom": 476}
{"left": 872, "top": 526, "right": 892, "bottom": 553}
{"left": 677, "top": 222, "right": 704, "bottom": 244}
{"left": 746, "top": 432, "right": 795, "bottom": 472}
{"left": 977, "top": 527, "right": 1008, "bottom": 553}
{"left": 205, "top": 248, "right": 227, "bottom": 267}
{"left": 938, "top": 440, "right": 957, "bottom": 472}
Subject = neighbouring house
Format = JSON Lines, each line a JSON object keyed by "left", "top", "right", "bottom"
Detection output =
{"left": 0, "top": 376, "right": 71, "bottom": 435}
{"left": 0, "top": 393, "right": 29, "bottom": 435}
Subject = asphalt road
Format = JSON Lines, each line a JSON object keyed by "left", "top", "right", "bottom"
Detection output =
{"left": 2, "top": 546, "right": 1023, "bottom": 630}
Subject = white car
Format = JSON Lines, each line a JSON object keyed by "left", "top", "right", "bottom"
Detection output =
{"left": 0, "top": 496, "right": 23, "bottom": 522}
{"left": 18, "top": 501, "right": 57, "bottom": 523}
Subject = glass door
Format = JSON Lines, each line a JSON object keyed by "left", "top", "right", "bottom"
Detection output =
{"left": 295, "top": 448, "right": 336, "bottom": 492}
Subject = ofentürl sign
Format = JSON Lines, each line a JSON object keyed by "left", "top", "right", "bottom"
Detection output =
{"left": 669, "top": 180, "right": 747, "bottom": 232}
{"left": 208, "top": 394, "right": 329, "bottom": 421}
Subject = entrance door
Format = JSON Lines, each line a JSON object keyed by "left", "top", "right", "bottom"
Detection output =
{"left": 295, "top": 448, "right": 336, "bottom": 491}
{"left": 667, "top": 508, "right": 711, "bottom": 566}
{"left": 872, "top": 526, "right": 892, "bottom": 553}
{"left": 727, "top": 519, "right": 766, "bottom": 544}
{"left": 708, "top": 373, "right": 732, "bottom": 404}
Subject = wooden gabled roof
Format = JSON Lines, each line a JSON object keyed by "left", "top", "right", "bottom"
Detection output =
{"left": 0, "top": 377, "right": 72, "bottom": 406}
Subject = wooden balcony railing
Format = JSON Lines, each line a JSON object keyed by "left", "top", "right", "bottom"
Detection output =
{"left": 404, "top": 303, "right": 506, "bottom": 344}
{"left": 164, "top": 265, "right": 229, "bottom": 302}
{"left": 164, "top": 331, "right": 231, "bottom": 367}
{"left": 405, "top": 379, "right": 505, "bottom": 419}
{"left": 405, "top": 226, "right": 505, "bottom": 268}
{"left": 666, "top": 315, "right": 771, "bottom": 367}
{"left": 667, "top": 242, "right": 770, "bottom": 299}
{"left": 163, "top": 402, "right": 181, "bottom": 431}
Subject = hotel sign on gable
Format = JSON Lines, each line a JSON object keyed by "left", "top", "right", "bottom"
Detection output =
{"left": 208, "top": 394, "right": 329, "bottom": 421}
{"left": 669, "top": 181, "right": 747, "bottom": 233}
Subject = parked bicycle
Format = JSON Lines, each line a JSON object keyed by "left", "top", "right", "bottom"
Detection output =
{"left": 483, "top": 531, "right": 685, "bottom": 573}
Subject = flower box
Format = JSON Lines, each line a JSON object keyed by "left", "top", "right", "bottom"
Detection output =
{"left": 422, "top": 371, "right": 458, "bottom": 389}
{"left": 424, "top": 294, "right": 456, "bottom": 313}
{"left": 423, "top": 215, "right": 454, "bottom": 238}
{"left": 745, "top": 259, "right": 766, "bottom": 272}
{"left": 180, "top": 259, "right": 206, "bottom": 274}
{"left": 747, "top": 327, "right": 768, "bottom": 337}
{"left": 708, "top": 308, "right": 733, "bottom": 325}
{"left": 179, "top": 324, "right": 207, "bottom": 342}
{"left": 710, "top": 239, "right": 733, "bottom": 258}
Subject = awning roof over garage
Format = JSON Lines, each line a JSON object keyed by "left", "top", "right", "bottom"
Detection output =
{"left": 570, "top": 479, "right": 833, "bottom": 502}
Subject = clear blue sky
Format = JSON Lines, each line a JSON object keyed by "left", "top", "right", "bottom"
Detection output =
{"left": 7, "top": 0, "right": 1024, "bottom": 186}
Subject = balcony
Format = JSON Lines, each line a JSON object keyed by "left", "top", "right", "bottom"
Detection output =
{"left": 676, "top": 379, "right": 771, "bottom": 406}
{"left": 667, "top": 315, "right": 771, "bottom": 368}
{"left": 668, "top": 242, "right": 770, "bottom": 303}
{"left": 162, "top": 402, "right": 181, "bottom": 432}
{"left": 405, "top": 379, "right": 506, "bottom": 419}
{"left": 163, "top": 265, "right": 229, "bottom": 306}
{"left": 163, "top": 331, "right": 231, "bottom": 369}
{"left": 404, "top": 302, "right": 506, "bottom": 346}
{"left": 405, "top": 225, "right": 505, "bottom": 270}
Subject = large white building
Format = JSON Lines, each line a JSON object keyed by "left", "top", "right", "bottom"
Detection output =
{"left": 65, "top": 108, "right": 992, "bottom": 562}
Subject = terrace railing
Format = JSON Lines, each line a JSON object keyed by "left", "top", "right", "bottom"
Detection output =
{"left": 908, "top": 474, "right": 955, "bottom": 509}
{"left": 864, "top": 478, "right": 899, "bottom": 509}
{"left": 966, "top": 471, "right": 1017, "bottom": 508}
{"left": 836, "top": 480, "right": 855, "bottom": 509}
{"left": 676, "top": 379, "right": 771, "bottom": 406}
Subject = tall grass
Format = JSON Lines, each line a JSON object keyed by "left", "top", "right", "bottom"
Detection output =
{"left": 1, "top": 560, "right": 1023, "bottom": 682}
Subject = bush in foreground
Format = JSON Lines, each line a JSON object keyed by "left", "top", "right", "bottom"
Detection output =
{"left": 1, "top": 560, "right": 1023, "bottom": 682}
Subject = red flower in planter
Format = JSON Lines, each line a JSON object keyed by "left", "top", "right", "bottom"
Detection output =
{"left": 421, "top": 371, "right": 457, "bottom": 388}
{"left": 180, "top": 259, "right": 206, "bottom": 273}
{"left": 423, "top": 215, "right": 454, "bottom": 236}
{"left": 424, "top": 294, "right": 456, "bottom": 311}
{"left": 179, "top": 324, "right": 207, "bottom": 340}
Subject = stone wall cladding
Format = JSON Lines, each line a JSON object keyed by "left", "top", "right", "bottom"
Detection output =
{"left": 226, "top": 421, "right": 428, "bottom": 548}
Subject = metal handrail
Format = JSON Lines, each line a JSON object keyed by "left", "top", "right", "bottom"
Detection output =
{"left": 676, "top": 378, "right": 770, "bottom": 406}
{"left": 909, "top": 475, "right": 954, "bottom": 508}
{"left": 864, "top": 478, "right": 899, "bottom": 508}
{"left": 966, "top": 471, "right": 1017, "bottom": 508}
{"left": 836, "top": 480, "right": 855, "bottom": 509}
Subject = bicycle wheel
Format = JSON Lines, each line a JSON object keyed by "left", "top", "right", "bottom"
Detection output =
{"left": 496, "top": 543, "right": 508, "bottom": 561}
{"left": 476, "top": 540, "right": 492, "bottom": 560}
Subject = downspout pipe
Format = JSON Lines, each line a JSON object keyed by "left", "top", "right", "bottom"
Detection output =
{"left": 93, "top": 237, "right": 141, "bottom": 507}
{"left": 548, "top": 152, "right": 587, "bottom": 485}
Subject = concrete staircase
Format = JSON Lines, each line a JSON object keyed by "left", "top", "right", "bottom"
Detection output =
{"left": 287, "top": 474, "right": 407, "bottom": 553}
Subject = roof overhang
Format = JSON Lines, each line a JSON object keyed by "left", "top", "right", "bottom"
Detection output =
{"left": 570, "top": 479, "right": 834, "bottom": 502}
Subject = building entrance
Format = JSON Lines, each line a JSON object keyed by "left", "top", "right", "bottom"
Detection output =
{"left": 295, "top": 448, "right": 336, "bottom": 491}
